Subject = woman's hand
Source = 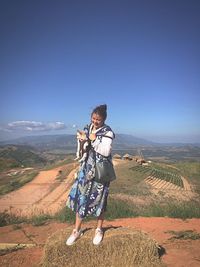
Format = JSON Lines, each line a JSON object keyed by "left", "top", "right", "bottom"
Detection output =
{"left": 89, "top": 133, "right": 96, "bottom": 141}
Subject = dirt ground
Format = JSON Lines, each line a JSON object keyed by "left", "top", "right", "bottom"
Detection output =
{"left": 0, "top": 163, "right": 78, "bottom": 217}
{"left": 0, "top": 217, "right": 200, "bottom": 267}
{"left": 0, "top": 160, "right": 124, "bottom": 218}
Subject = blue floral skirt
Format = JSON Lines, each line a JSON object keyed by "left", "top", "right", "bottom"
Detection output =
{"left": 66, "top": 168, "right": 109, "bottom": 219}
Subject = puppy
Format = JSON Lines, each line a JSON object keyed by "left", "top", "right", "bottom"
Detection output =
{"left": 74, "top": 127, "right": 91, "bottom": 163}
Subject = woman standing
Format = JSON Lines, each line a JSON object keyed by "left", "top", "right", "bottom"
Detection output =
{"left": 66, "top": 104, "right": 115, "bottom": 246}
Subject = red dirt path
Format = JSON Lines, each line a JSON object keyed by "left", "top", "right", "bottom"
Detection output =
{"left": 0, "top": 163, "right": 78, "bottom": 217}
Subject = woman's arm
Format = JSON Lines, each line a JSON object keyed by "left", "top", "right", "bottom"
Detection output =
{"left": 91, "top": 131, "right": 114, "bottom": 157}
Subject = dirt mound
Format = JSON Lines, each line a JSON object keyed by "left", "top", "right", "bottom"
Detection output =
{"left": 41, "top": 227, "right": 162, "bottom": 267}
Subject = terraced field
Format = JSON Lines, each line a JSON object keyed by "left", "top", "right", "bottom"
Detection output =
{"left": 130, "top": 164, "right": 191, "bottom": 191}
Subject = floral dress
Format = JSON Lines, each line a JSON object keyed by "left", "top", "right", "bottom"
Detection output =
{"left": 66, "top": 124, "right": 114, "bottom": 219}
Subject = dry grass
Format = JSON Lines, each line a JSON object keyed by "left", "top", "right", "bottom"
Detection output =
{"left": 167, "top": 230, "right": 200, "bottom": 240}
{"left": 41, "top": 227, "right": 163, "bottom": 267}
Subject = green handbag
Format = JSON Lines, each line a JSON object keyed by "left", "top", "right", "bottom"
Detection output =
{"left": 94, "top": 158, "right": 116, "bottom": 184}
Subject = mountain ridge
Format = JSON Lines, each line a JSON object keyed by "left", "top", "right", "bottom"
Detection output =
{"left": 0, "top": 133, "right": 199, "bottom": 149}
{"left": 0, "top": 145, "right": 47, "bottom": 171}
{"left": 0, "top": 133, "right": 154, "bottom": 149}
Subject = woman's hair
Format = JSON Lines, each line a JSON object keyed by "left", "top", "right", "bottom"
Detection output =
{"left": 92, "top": 104, "right": 107, "bottom": 121}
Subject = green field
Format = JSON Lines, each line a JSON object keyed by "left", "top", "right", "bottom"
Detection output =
{"left": 108, "top": 160, "right": 200, "bottom": 219}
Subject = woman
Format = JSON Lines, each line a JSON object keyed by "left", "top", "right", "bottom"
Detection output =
{"left": 66, "top": 104, "right": 115, "bottom": 246}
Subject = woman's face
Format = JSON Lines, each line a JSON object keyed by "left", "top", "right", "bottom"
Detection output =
{"left": 91, "top": 113, "right": 104, "bottom": 129}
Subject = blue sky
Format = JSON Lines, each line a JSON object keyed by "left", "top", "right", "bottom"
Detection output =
{"left": 0, "top": 0, "right": 200, "bottom": 143}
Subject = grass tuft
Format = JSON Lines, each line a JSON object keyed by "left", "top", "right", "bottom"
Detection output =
{"left": 167, "top": 230, "right": 200, "bottom": 240}
{"left": 0, "top": 211, "right": 25, "bottom": 227}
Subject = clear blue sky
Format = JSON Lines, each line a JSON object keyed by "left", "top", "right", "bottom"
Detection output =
{"left": 0, "top": 0, "right": 199, "bottom": 143}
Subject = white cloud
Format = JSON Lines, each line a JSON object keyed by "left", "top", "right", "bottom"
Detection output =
{"left": 4, "top": 121, "right": 67, "bottom": 132}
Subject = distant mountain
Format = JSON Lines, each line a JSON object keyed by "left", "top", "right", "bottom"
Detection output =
{"left": 0, "top": 134, "right": 76, "bottom": 151}
{"left": 0, "top": 133, "right": 154, "bottom": 151}
{"left": 0, "top": 136, "right": 199, "bottom": 167}
{"left": 114, "top": 134, "right": 154, "bottom": 148}
{"left": 0, "top": 145, "right": 47, "bottom": 171}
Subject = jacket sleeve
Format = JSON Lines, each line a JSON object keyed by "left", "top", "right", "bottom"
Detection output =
{"left": 91, "top": 131, "right": 114, "bottom": 157}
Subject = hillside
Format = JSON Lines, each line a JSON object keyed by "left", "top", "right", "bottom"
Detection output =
{"left": 0, "top": 145, "right": 47, "bottom": 171}
{"left": 0, "top": 135, "right": 76, "bottom": 151}
{"left": 0, "top": 158, "right": 199, "bottom": 219}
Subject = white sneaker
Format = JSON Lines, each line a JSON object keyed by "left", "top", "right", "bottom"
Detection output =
{"left": 66, "top": 229, "right": 83, "bottom": 246}
{"left": 93, "top": 228, "right": 103, "bottom": 245}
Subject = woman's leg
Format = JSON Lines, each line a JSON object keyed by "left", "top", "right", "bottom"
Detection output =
{"left": 75, "top": 212, "right": 83, "bottom": 231}
{"left": 93, "top": 212, "right": 104, "bottom": 245}
{"left": 66, "top": 212, "right": 83, "bottom": 245}
{"left": 96, "top": 212, "right": 104, "bottom": 229}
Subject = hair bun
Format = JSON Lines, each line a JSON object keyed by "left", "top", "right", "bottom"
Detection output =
{"left": 100, "top": 104, "right": 107, "bottom": 111}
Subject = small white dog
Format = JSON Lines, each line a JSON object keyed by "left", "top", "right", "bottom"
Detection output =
{"left": 74, "top": 127, "right": 91, "bottom": 163}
